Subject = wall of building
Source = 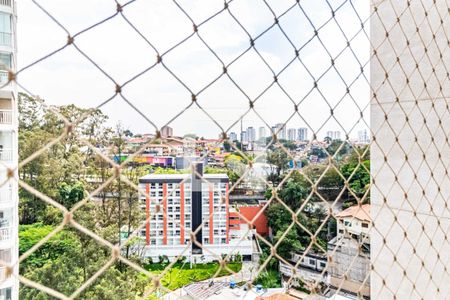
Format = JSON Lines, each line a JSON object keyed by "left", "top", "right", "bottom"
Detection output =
{"left": 371, "top": 0, "right": 450, "bottom": 299}
{"left": 0, "top": 1, "right": 16, "bottom": 299}
{"left": 336, "top": 217, "right": 370, "bottom": 239}
{"left": 328, "top": 238, "right": 370, "bottom": 298}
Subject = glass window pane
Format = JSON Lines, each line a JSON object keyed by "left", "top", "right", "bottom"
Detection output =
{"left": 0, "top": 13, "right": 11, "bottom": 46}
{"left": 0, "top": 53, "right": 11, "bottom": 68}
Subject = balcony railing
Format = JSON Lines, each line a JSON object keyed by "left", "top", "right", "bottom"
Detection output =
{"left": 0, "top": 267, "right": 9, "bottom": 281}
{"left": 0, "top": 189, "right": 11, "bottom": 204}
{"left": 0, "top": 0, "right": 11, "bottom": 7}
{"left": 0, "top": 33, "right": 11, "bottom": 46}
{"left": 0, "top": 70, "right": 7, "bottom": 85}
{"left": 0, "top": 110, "right": 11, "bottom": 124}
{"left": 0, "top": 228, "right": 10, "bottom": 241}
{"left": 0, "top": 149, "right": 12, "bottom": 161}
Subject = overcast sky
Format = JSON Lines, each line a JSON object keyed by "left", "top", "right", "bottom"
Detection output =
{"left": 17, "top": 0, "right": 370, "bottom": 139}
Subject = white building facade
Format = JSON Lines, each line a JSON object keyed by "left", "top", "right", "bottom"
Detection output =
{"left": 0, "top": 1, "right": 17, "bottom": 299}
{"left": 287, "top": 128, "right": 296, "bottom": 141}
{"left": 297, "top": 127, "right": 308, "bottom": 141}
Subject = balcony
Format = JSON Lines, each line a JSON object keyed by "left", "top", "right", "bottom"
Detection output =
{"left": 0, "top": 227, "right": 9, "bottom": 242}
{"left": 0, "top": 110, "right": 11, "bottom": 124}
{"left": 0, "top": 71, "right": 7, "bottom": 85}
{"left": 0, "top": 33, "right": 11, "bottom": 47}
{"left": 0, "top": 189, "right": 11, "bottom": 205}
{"left": 0, "top": 0, "right": 11, "bottom": 8}
{"left": 0, "top": 149, "right": 11, "bottom": 161}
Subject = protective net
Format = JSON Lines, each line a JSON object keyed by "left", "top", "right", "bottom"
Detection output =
{"left": 0, "top": 0, "right": 447, "bottom": 299}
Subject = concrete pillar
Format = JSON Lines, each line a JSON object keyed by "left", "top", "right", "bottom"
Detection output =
{"left": 370, "top": 0, "right": 450, "bottom": 299}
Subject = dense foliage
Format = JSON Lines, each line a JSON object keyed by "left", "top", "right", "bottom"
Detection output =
{"left": 18, "top": 94, "right": 148, "bottom": 299}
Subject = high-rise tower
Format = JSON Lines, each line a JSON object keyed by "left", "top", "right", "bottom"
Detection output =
{"left": 0, "top": 1, "right": 17, "bottom": 299}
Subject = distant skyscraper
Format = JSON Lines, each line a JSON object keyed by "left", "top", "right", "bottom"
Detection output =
{"left": 229, "top": 132, "right": 237, "bottom": 141}
{"left": 240, "top": 131, "right": 248, "bottom": 143}
{"left": 247, "top": 127, "right": 256, "bottom": 142}
{"left": 0, "top": 1, "right": 18, "bottom": 297}
{"left": 326, "top": 130, "right": 341, "bottom": 140}
{"left": 297, "top": 127, "right": 308, "bottom": 141}
{"left": 258, "top": 126, "right": 266, "bottom": 140}
{"left": 287, "top": 128, "right": 296, "bottom": 141}
{"left": 271, "top": 126, "right": 277, "bottom": 138}
{"left": 275, "top": 123, "right": 286, "bottom": 140}
{"left": 161, "top": 125, "right": 173, "bottom": 137}
{"left": 358, "top": 129, "right": 370, "bottom": 144}
{"left": 335, "top": 131, "right": 341, "bottom": 140}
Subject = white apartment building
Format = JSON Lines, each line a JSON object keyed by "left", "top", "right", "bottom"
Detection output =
{"left": 274, "top": 123, "right": 286, "bottom": 140}
{"left": 228, "top": 132, "right": 237, "bottom": 142}
{"left": 287, "top": 128, "right": 296, "bottom": 141}
{"left": 335, "top": 204, "right": 371, "bottom": 243}
{"left": 325, "top": 130, "right": 342, "bottom": 140}
{"left": 258, "top": 126, "right": 266, "bottom": 140}
{"left": 357, "top": 129, "right": 370, "bottom": 144}
{"left": 0, "top": 1, "right": 17, "bottom": 299}
{"left": 246, "top": 127, "right": 256, "bottom": 142}
{"left": 138, "top": 163, "right": 255, "bottom": 262}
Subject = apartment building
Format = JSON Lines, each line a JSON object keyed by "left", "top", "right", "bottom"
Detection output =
{"left": 246, "top": 127, "right": 256, "bottom": 142}
{"left": 138, "top": 163, "right": 255, "bottom": 262}
{"left": 297, "top": 127, "right": 308, "bottom": 141}
{"left": 0, "top": 1, "right": 16, "bottom": 299}
{"left": 160, "top": 125, "right": 173, "bottom": 138}
{"left": 274, "top": 123, "right": 286, "bottom": 140}
{"left": 357, "top": 129, "right": 370, "bottom": 144}
{"left": 287, "top": 128, "right": 296, "bottom": 141}
{"left": 258, "top": 126, "right": 266, "bottom": 140}
{"left": 326, "top": 130, "right": 342, "bottom": 141}
{"left": 327, "top": 204, "right": 371, "bottom": 298}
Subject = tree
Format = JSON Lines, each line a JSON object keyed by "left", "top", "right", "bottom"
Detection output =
{"left": 341, "top": 159, "right": 370, "bottom": 205}
{"left": 266, "top": 149, "right": 289, "bottom": 182}
{"left": 223, "top": 140, "right": 231, "bottom": 152}
{"left": 279, "top": 180, "right": 309, "bottom": 210}
{"left": 273, "top": 225, "right": 302, "bottom": 259}
{"left": 266, "top": 204, "right": 292, "bottom": 234}
{"left": 224, "top": 154, "right": 245, "bottom": 184}
{"left": 326, "top": 139, "right": 350, "bottom": 158}
{"left": 58, "top": 182, "right": 85, "bottom": 209}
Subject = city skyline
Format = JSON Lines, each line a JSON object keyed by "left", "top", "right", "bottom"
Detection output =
{"left": 17, "top": 0, "right": 370, "bottom": 138}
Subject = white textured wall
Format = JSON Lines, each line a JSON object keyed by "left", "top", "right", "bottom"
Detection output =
{"left": 371, "top": 0, "right": 450, "bottom": 299}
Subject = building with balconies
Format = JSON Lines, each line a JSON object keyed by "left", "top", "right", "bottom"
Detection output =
{"left": 327, "top": 205, "right": 371, "bottom": 299}
{"left": 0, "top": 0, "right": 16, "bottom": 299}
{"left": 137, "top": 163, "right": 256, "bottom": 262}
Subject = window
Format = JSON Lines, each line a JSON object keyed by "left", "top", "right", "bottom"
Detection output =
{"left": 344, "top": 220, "right": 352, "bottom": 227}
{"left": 0, "top": 13, "right": 11, "bottom": 46}
{"left": 0, "top": 53, "right": 11, "bottom": 69}
{"left": 362, "top": 222, "right": 369, "bottom": 228}
{"left": 0, "top": 287, "right": 11, "bottom": 300}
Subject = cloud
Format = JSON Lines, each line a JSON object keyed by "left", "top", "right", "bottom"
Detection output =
{"left": 17, "top": 0, "right": 370, "bottom": 138}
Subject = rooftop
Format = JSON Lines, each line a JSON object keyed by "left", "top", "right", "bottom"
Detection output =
{"left": 335, "top": 204, "right": 370, "bottom": 222}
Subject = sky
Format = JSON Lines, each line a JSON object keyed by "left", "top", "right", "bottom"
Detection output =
{"left": 16, "top": 0, "right": 370, "bottom": 139}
